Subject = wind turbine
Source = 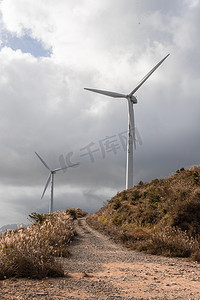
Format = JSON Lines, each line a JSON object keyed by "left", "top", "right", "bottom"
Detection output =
{"left": 35, "top": 152, "right": 79, "bottom": 213}
{"left": 84, "top": 54, "right": 170, "bottom": 189}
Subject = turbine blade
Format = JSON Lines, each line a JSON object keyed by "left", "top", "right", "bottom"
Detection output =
{"left": 84, "top": 88, "right": 126, "bottom": 98}
{"left": 53, "top": 163, "right": 80, "bottom": 172}
{"left": 68, "top": 162, "right": 80, "bottom": 168}
{"left": 41, "top": 173, "right": 51, "bottom": 199}
{"left": 35, "top": 152, "right": 51, "bottom": 171}
{"left": 129, "top": 54, "right": 170, "bottom": 97}
{"left": 53, "top": 166, "right": 69, "bottom": 172}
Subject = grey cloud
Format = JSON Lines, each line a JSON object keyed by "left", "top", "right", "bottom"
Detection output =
{"left": 0, "top": 0, "right": 200, "bottom": 226}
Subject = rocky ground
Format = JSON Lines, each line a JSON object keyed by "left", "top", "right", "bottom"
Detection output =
{"left": 0, "top": 217, "right": 200, "bottom": 299}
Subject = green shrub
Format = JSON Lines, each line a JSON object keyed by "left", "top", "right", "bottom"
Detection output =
{"left": 151, "top": 179, "right": 159, "bottom": 185}
{"left": 113, "top": 199, "right": 121, "bottom": 210}
{"left": 176, "top": 168, "right": 185, "bottom": 174}
{"left": 148, "top": 193, "right": 160, "bottom": 203}
{"left": 65, "top": 208, "right": 87, "bottom": 219}
{"left": 193, "top": 171, "right": 200, "bottom": 185}
{"left": 66, "top": 208, "right": 77, "bottom": 219}
{"left": 142, "top": 191, "right": 147, "bottom": 198}
{"left": 112, "top": 216, "right": 121, "bottom": 226}
{"left": 131, "top": 190, "right": 140, "bottom": 203}
{"left": 121, "top": 190, "right": 127, "bottom": 201}
{"left": 28, "top": 212, "right": 48, "bottom": 224}
{"left": 138, "top": 181, "right": 144, "bottom": 186}
{"left": 171, "top": 196, "right": 200, "bottom": 236}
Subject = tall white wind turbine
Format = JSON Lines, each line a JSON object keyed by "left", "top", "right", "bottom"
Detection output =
{"left": 35, "top": 152, "right": 79, "bottom": 213}
{"left": 85, "top": 54, "right": 170, "bottom": 189}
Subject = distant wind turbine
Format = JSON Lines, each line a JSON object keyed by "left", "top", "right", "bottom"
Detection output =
{"left": 84, "top": 54, "right": 170, "bottom": 189}
{"left": 35, "top": 152, "right": 79, "bottom": 213}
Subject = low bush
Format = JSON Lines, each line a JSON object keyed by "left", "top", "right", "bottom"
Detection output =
{"left": 147, "top": 226, "right": 200, "bottom": 258}
{"left": 131, "top": 190, "right": 140, "bottom": 203}
{"left": 65, "top": 208, "right": 87, "bottom": 219}
{"left": 113, "top": 199, "right": 121, "bottom": 210}
{"left": 121, "top": 190, "right": 128, "bottom": 201}
{"left": 66, "top": 208, "right": 77, "bottom": 219}
{"left": 28, "top": 212, "right": 48, "bottom": 224}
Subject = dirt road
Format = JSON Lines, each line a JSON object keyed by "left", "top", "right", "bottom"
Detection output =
{"left": 1, "top": 217, "right": 200, "bottom": 299}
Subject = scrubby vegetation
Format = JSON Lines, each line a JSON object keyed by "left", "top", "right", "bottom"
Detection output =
{"left": 87, "top": 166, "right": 200, "bottom": 261}
{"left": 0, "top": 211, "right": 75, "bottom": 280}
{"left": 65, "top": 208, "right": 87, "bottom": 219}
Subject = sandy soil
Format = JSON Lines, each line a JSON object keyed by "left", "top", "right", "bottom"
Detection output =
{"left": 0, "top": 217, "right": 200, "bottom": 299}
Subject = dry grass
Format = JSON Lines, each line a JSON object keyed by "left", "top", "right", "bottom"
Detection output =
{"left": 0, "top": 211, "right": 75, "bottom": 280}
{"left": 146, "top": 226, "right": 200, "bottom": 259}
{"left": 87, "top": 166, "right": 200, "bottom": 261}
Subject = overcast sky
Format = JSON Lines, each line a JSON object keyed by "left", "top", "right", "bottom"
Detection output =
{"left": 0, "top": 0, "right": 200, "bottom": 226}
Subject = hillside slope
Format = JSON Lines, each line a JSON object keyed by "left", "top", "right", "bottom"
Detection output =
{"left": 87, "top": 166, "right": 200, "bottom": 260}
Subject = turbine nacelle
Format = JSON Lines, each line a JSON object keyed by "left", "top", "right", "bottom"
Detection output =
{"left": 129, "top": 95, "right": 137, "bottom": 104}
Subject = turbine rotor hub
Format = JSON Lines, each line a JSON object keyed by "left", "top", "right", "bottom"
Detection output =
{"left": 130, "top": 95, "right": 137, "bottom": 104}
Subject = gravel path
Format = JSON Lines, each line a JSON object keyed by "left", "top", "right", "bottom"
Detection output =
{"left": 1, "top": 217, "right": 200, "bottom": 299}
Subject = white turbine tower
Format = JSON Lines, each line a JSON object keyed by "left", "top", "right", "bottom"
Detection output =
{"left": 84, "top": 54, "right": 170, "bottom": 189}
{"left": 35, "top": 152, "right": 79, "bottom": 213}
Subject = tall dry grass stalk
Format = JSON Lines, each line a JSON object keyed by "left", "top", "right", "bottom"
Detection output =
{"left": 0, "top": 211, "right": 75, "bottom": 279}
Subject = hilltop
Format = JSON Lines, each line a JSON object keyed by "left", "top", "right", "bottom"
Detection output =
{"left": 87, "top": 166, "right": 200, "bottom": 260}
